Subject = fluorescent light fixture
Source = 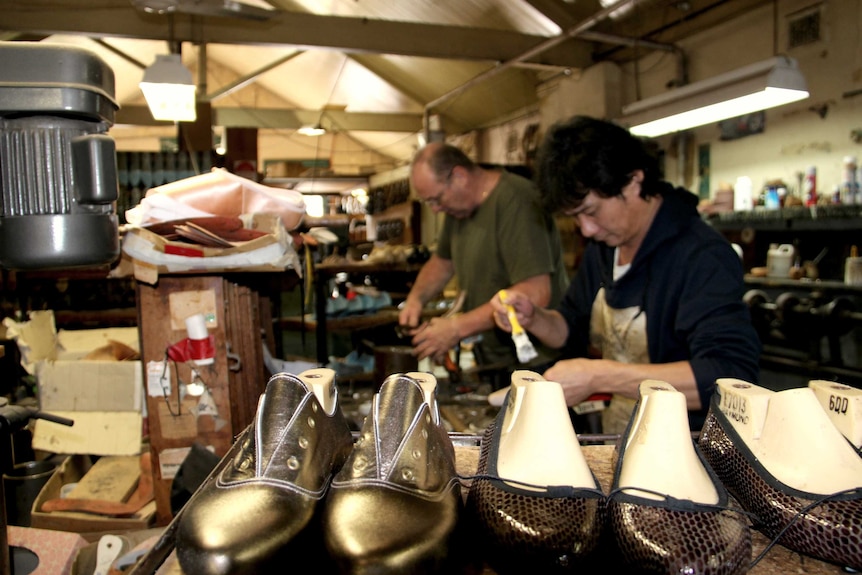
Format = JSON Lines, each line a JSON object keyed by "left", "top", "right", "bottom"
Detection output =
{"left": 140, "top": 54, "right": 197, "bottom": 122}
{"left": 619, "top": 56, "right": 808, "bottom": 138}
{"left": 298, "top": 124, "right": 326, "bottom": 136}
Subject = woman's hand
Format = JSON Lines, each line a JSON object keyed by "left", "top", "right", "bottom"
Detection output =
{"left": 543, "top": 358, "right": 610, "bottom": 406}
{"left": 491, "top": 289, "right": 535, "bottom": 332}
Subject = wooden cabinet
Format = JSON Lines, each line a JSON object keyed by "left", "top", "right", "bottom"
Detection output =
{"left": 137, "top": 274, "right": 279, "bottom": 525}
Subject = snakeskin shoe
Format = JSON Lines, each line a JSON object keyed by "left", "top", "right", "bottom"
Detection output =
{"left": 699, "top": 379, "right": 862, "bottom": 571}
{"left": 465, "top": 374, "right": 606, "bottom": 574}
{"left": 608, "top": 381, "right": 751, "bottom": 575}
{"left": 322, "top": 372, "right": 468, "bottom": 575}
{"left": 175, "top": 368, "right": 354, "bottom": 575}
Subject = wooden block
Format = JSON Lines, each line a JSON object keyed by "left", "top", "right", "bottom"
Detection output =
{"left": 65, "top": 455, "right": 140, "bottom": 502}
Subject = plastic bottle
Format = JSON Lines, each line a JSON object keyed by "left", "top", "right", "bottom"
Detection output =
{"left": 803, "top": 166, "right": 817, "bottom": 206}
{"left": 733, "top": 176, "right": 753, "bottom": 211}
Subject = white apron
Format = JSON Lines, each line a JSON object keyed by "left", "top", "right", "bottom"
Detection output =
{"left": 589, "top": 287, "right": 648, "bottom": 436}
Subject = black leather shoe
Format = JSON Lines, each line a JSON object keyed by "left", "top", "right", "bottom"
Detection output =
{"left": 465, "top": 371, "right": 606, "bottom": 574}
{"left": 609, "top": 380, "right": 751, "bottom": 575}
{"left": 175, "top": 368, "right": 354, "bottom": 575}
{"left": 322, "top": 372, "right": 467, "bottom": 575}
{"left": 699, "top": 378, "right": 862, "bottom": 571}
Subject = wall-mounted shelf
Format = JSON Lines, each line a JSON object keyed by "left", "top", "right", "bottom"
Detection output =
{"left": 706, "top": 205, "right": 862, "bottom": 231}
{"left": 309, "top": 262, "right": 425, "bottom": 365}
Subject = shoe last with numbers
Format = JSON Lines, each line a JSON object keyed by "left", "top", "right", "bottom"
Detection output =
{"left": 321, "top": 371, "right": 470, "bottom": 575}
{"left": 608, "top": 380, "right": 751, "bottom": 575}
{"left": 465, "top": 370, "right": 606, "bottom": 574}
{"left": 175, "top": 368, "right": 354, "bottom": 575}
{"left": 698, "top": 378, "right": 862, "bottom": 572}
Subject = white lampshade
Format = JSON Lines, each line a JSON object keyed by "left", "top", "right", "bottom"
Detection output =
{"left": 298, "top": 124, "right": 326, "bottom": 136}
{"left": 140, "top": 54, "right": 197, "bottom": 122}
{"left": 619, "top": 56, "right": 809, "bottom": 138}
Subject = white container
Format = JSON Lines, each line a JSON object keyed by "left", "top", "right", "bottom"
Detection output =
{"left": 733, "top": 176, "right": 753, "bottom": 211}
{"left": 845, "top": 257, "right": 862, "bottom": 285}
{"left": 766, "top": 244, "right": 794, "bottom": 278}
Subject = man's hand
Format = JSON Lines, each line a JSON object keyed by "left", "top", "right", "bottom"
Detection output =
{"left": 398, "top": 299, "right": 424, "bottom": 331}
{"left": 410, "top": 316, "right": 461, "bottom": 363}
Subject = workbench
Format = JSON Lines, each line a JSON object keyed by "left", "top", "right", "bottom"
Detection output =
{"left": 142, "top": 442, "right": 849, "bottom": 574}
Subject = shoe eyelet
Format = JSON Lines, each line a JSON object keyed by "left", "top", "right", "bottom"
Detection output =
{"left": 411, "top": 449, "right": 422, "bottom": 460}
{"left": 353, "top": 456, "right": 367, "bottom": 471}
{"left": 401, "top": 468, "right": 415, "bottom": 482}
{"left": 307, "top": 416, "right": 316, "bottom": 428}
{"left": 238, "top": 456, "right": 251, "bottom": 471}
{"left": 298, "top": 436, "right": 309, "bottom": 449}
{"left": 287, "top": 455, "right": 300, "bottom": 470}
{"left": 421, "top": 429, "right": 428, "bottom": 439}
{"left": 312, "top": 403, "right": 319, "bottom": 413}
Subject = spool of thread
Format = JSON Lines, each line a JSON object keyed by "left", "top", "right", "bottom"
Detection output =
{"left": 185, "top": 313, "right": 209, "bottom": 340}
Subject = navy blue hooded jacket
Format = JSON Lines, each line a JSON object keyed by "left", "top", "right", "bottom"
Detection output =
{"left": 557, "top": 184, "right": 761, "bottom": 429}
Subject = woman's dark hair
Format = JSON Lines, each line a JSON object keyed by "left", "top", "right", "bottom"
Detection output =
{"left": 535, "top": 116, "right": 664, "bottom": 213}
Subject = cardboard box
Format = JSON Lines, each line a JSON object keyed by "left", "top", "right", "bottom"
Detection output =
{"left": 30, "top": 454, "right": 156, "bottom": 534}
{"left": 37, "top": 360, "right": 142, "bottom": 412}
{"left": 32, "top": 326, "right": 144, "bottom": 456}
{"left": 120, "top": 213, "right": 301, "bottom": 284}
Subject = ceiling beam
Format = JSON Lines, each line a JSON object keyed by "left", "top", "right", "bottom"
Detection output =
{"left": 591, "top": 0, "right": 770, "bottom": 61}
{"left": 2, "top": 3, "right": 595, "bottom": 68}
{"left": 115, "top": 105, "right": 424, "bottom": 131}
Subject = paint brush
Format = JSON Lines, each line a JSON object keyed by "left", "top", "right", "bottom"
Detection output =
{"left": 499, "top": 289, "right": 538, "bottom": 363}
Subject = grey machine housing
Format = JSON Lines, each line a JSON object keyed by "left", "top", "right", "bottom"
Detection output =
{"left": 0, "top": 42, "right": 120, "bottom": 269}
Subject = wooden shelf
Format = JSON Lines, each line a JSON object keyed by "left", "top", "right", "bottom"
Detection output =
{"left": 744, "top": 275, "right": 862, "bottom": 293}
{"left": 279, "top": 309, "right": 401, "bottom": 332}
{"left": 315, "top": 261, "right": 424, "bottom": 275}
{"left": 307, "top": 260, "right": 426, "bottom": 364}
{"left": 706, "top": 205, "right": 862, "bottom": 232}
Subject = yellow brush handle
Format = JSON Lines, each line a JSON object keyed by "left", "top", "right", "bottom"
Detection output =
{"left": 498, "top": 289, "right": 525, "bottom": 335}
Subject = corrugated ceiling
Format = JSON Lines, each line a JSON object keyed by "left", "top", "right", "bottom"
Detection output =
{"left": 2, "top": 0, "right": 769, "bottom": 168}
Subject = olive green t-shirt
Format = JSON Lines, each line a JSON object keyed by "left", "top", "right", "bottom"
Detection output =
{"left": 436, "top": 170, "right": 569, "bottom": 370}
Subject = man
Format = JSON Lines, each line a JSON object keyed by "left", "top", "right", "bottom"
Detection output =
{"left": 492, "top": 116, "right": 761, "bottom": 432}
{"left": 398, "top": 142, "right": 569, "bottom": 375}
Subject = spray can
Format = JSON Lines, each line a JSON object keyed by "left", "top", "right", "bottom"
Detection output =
{"left": 803, "top": 166, "right": 817, "bottom": 206}
{"left": 843, "top": 156, "right": 859, "bottom": 205}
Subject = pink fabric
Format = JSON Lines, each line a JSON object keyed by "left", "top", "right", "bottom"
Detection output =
{"left": 142, "top": 169, "right": 306, "bottom": 230}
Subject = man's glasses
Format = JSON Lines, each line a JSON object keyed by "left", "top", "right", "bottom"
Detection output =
{"left": 420, "top": 169, "right": 453, "bottom": 207}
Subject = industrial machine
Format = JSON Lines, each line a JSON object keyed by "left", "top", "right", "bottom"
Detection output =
{"left": 0, "top": 42, "right": 120, "bottom": 270}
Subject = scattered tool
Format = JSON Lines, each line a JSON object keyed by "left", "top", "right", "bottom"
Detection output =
{"left": 94, "top": 534, "right": 124, "bottom": 575}
{"left": 498, "top": 289, "right": 538, "bottom": 364}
